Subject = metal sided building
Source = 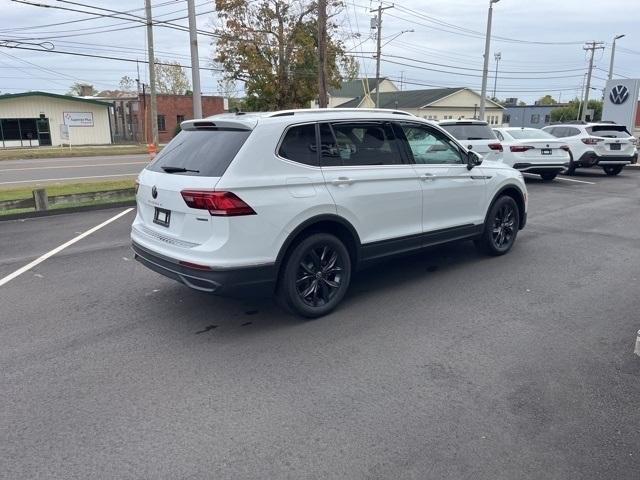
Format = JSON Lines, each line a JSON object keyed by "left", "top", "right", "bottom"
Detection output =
{"left": 0, "top": 91, "right": 112, "bottom": 148}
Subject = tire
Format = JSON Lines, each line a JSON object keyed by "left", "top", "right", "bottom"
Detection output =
{"left": 540, "top": 172, "right": 557, "bottom": 181}
{"left": 603, "top": 165, "right": 623, "bottom": 176}
{"left": 475, "top": 195, "right": 520, "bottom": 256}
{"left": 277, "top": 233, "right": 351, "bottom": 318}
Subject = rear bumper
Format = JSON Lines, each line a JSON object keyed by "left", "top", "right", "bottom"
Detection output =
{"left": 576, "top": 152, "right": 633, "bottom": 167}
{"left": 132, "top": 241, "right": 276, "bottom": 297}
{"left": 512, "top": 162, "right": 566, "bottom": 174}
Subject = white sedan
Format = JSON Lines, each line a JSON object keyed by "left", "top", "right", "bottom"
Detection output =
{"left": 493, "top": 127, "right": 570, "bottom": 181}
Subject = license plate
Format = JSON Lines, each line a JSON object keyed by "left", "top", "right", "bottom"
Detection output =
{"left": 541, "top": 149, "right": 552, "bottom": 155}
{"left": 153, "top": 207, "right": 171, "bottom": 227}
{"left": 610, "top": 143, "right": 621, "bottom": 150}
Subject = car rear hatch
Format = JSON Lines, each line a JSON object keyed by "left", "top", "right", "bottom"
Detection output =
{"left": 587, "top": 125, "right": 635, "bottom": 157}
{"left": 134, "top": 119, "right": 254, "bottom": 248}
{"left": 508, "top": 139, "right": 568, "bottom": 163}
{"left": 440, "top": 122, "right": 503, "bottom": 160}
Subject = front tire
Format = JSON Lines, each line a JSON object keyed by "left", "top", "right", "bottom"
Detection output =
{"left": 540, "top": 172, "right": 557, "bottom": 181}
{"left": 603, "top": 165, "right": 623, "bottom": 176}
{"left": 475, "top": 195, "right": 520, "bottom": 256}
{"left": 278, "top": 233, "right": 351, "bottom": 318}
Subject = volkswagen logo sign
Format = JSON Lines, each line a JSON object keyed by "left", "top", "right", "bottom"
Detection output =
{"left": 609, "top": 85, "right": 629, "bottom": 105}
{"left": 151, "top": 185, "right": 158, "bottom": 199}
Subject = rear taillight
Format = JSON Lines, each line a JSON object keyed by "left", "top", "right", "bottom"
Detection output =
{"left": 488, "top": 143, "right": 503, "bottom": 152}
{"left": 631, "top": 137, "right": 638, "bottom": 146}
{"left": 180, "top": 190, "right": 256, "bottom": 216}
{"left": 560, "top": 145, "right": 570, "bottom": 152}
{"left": 179, "top": 260, "right": 212, "bottom": 271}
{"left": 581, "top": 137, "right": 603, "bottom": 145}
{"left": 509, "top": 145, "right": 534, "bottom": 153}
{"left": 134, "top": 179, "right": 140, "bottom": 194}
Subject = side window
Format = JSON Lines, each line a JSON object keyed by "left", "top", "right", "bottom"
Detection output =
{"left": 551, "top": 127, "right": 565, "bottom": 138}
{"left": 325, "top": 122, "right": 402, "bottom": 166}
{"left": 566, "top": 127, "right": 581, "bottom": 137}
{"left": 278, "top": 124, "right": 318, "bottom": 166}
{"left": 399, "top": 123, "right": 464, "bottom": 165}
{"left": 319, "top": 123, "right": 342, "bottom": 167}
{"left": 494, "top": 130, "right": 504, "bottom": 141}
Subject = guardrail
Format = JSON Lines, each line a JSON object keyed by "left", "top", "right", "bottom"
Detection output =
{"left": 0, "top": 188, "right": 136, "bottom": 211}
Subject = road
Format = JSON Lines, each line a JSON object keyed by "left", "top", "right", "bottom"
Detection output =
{"left": 1, "top": 170, "right": 639, "bottom": 479}
{"left": 0, "top": 154, "right": 148, "bottom": 188}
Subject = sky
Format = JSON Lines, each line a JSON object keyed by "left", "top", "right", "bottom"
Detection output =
{"left": 0, "top": 0, "right": 639, "bottom": 103}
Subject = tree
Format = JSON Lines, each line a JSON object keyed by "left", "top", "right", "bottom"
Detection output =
{"left": 67, "top": 83, "right": 96, "bottom": 96}
{"left": 154, "top": 58, "right": 191, "bottom": 94}
{"left": 213, "top": 0, "right": 355, "bottom": 111}
{"left": 550, "top": 98, "right": 602, "bottom": 122}
{"left": 537, "top": 95, "right": 558, "bottom": 105}
{"left": 119, "top": 75, "right": 136, "bottom": 92}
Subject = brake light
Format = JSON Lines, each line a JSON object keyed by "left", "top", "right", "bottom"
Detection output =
{"left": 560, "top": 145, "right": 570, "bottom": 152}
{"left": 180, "top": 190, "right": 256, "bottom": 216}
{"left": 581, "top": 137, "right": 603, "bottom": 145}
{"left": 488, "top": 143, "right": 503, "bottom": 152}
{"left": 509, "top": 145, "right": 534, "bottom": 153}
{"left": 179, "top": 260, "right": 212, "bottom": 271}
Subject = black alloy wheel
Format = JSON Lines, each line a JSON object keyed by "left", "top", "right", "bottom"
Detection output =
{"left": 475, "top": 195, "right": 520, "bottom": 256}
{"left": 279, "top": 233, "right": 351, "bottom": 318}
{"left": 491, "top": 202, "right": 516, "bottom": 250}
{"left": 603, "top": 165, "right": 623, "bottom": 176}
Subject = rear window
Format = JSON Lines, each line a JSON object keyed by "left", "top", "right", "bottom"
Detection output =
{"left": 440, "top": 123, "right": 496, "bottom": 140}
{"left": 586, "top": 125, "right": 631, "bottom": 138}
{"left": 147, "top": 129, "right": 251, "bottom": 177}
{"left": 507, "top": 129, "right": 555, "bottom": 140}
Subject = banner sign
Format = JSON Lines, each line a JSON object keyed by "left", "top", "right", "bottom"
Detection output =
{"left": 602, "top": 79, "right": 640, "bottom": 132}
{"left": 63, "top": 111, "right": 94, "bottom": 127}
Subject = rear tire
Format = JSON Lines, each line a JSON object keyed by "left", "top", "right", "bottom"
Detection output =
{"left": 563, "top": 152, "right": 576, "bottom": 175}
{"left": 475, "top": 195, "right": 520, "bottom": 256}
{"left": 603, "top": 165, "right": 623, "bottom": 176}
{"left": 277, "top": 233, "right": 351, "bottom": 318}
{"left": 540, "top": 172, "right": 557, "bottom": 181}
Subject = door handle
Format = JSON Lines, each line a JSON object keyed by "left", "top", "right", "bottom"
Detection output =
{"left": 419, "top": 173, "right": 436, "bottom": 181}
{"left": 331, "top": 177, "right": 354, "bottom": 186}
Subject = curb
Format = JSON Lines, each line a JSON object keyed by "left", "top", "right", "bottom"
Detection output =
{"left": 0, "top": 200, "right": 136, "bottom": 222}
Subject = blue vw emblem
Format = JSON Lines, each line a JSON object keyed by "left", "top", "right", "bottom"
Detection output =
{"left": 609, "top": 85, "right": 629, "bottom": 105}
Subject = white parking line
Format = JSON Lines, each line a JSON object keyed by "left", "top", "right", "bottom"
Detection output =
{"left": 522, "top": 173, "right": 595, "bottom": 185}
{"left": 0, "top": 161, "right": 148, "bottom": 172}
{"left": 0, "top": 208, "right": 134, "bottom": 287}
{"left": 0, "top": 173, "right": 138, "bottom": 185}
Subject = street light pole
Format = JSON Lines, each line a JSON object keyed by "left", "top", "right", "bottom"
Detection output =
{"left": 492, "top": 52, "right": 501, "bottom": 100}
{"left": 371, "top": 3, "right": 394, "bottom": 108}
{"left": 187, "top": 0, "right": 202, "bottom": 119}
{"left": 608, "top": 34, "right": 625, "bottom": 80}
{"left": 144, "top": 0, "right": 158, "bottom": 146}
{"left": 479, "top": 0, "right": 499, "bottom": 121}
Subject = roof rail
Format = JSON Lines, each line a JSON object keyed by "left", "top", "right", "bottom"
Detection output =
{"left": 265, "top": 108, "right": 414, "bottom": 117}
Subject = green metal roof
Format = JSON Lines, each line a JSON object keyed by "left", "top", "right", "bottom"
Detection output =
{"left": 329, "top": 78, "right": 385, "bottom": 98}
{"left": 0, "top": 91, "right": 111, "bottom": 107}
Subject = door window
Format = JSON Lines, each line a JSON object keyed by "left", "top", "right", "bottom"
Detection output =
{"left": 320, "top": 122, "right": 402, "bottom": 166}
{"left": 399, "top": 123, "right": 464, "bottom": 165}
{"left": 278, "top": 124, "right": 318, "bottom": 166}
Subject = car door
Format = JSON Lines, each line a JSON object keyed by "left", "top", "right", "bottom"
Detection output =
{"left": 319, "top": 121, "right": 422, "bottom": 249}
{"left": 396, "top": 121, "right": 487, "bottom": 234}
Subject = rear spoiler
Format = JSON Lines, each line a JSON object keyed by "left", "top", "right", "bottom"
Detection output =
{"left": 180, "top": 119, "right": 255, "bottom": 131}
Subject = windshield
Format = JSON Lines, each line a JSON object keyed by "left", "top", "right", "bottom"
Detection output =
{"left": 147, "top": 129, "right": 251, "bottom": 177}
{"left": 586, "top": 125, "right": 631, "bottom": 138}
{"left": 507, "top": 129, "right": 556, "bottom": 140}
{"left": 440, "top": 123, "right": 496, "bottom": 140}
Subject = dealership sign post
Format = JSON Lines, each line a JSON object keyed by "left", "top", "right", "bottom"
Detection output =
{"left": 602, "top": 79, "right": 640, "bottom": 132}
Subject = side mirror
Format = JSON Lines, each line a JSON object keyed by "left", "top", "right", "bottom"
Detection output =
{"left": 467, "top": 151, "right": 483, "bottom": 170}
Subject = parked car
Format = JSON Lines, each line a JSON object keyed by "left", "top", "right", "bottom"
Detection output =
{"left": 131, "top": 109, "right": 527, "bottom": 318}
{"left": 541, "top": 122, "right": 636, "bottom": 175}
{"left": 492, "top": 127, "right": 570, "bottom": 181}
{"left": 439, "top": 119, "right": 503, "bottom": 162}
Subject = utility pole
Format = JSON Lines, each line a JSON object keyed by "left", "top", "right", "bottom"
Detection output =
{"left": 371, "top": 3, "right": 393, "bottom": 108}
{"left": 582, "top": 41, "right": 604, "bottom": 122}
{"left": 608, "top": 34, "right": 625, "bottom": 80}
{"left": 144, "top": 0, "right": 158, "bottom": 146}
{"left": 479, "top": 0, "right": 500, "bottom": 121}
{"left": 187, "top": 0, "right": 202, "bottom": 118}
{"left": 492, "top": 52, "right": 501, "bottom": 100}
{"left": 317, "top": 0, "right": 328, "bottom": 108}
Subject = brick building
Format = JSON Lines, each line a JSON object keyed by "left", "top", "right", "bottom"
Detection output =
{"left": 139, "top": 94, "right": 225, "bottom": 143}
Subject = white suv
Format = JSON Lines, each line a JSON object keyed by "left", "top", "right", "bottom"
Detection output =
{"left": 541, "top": 122, "right": 636, "bottom": 175}
{"left": 439, "top": 120, "right": 504, "bottom": 162}
{"left": 131, "top": 109, "right": 527, "bottom": 317}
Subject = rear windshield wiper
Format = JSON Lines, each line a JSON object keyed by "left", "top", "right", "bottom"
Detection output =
{"left": 161, "top": 166, "right": 200, "bottom": 173}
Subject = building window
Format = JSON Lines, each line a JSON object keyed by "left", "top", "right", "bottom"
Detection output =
{"left": 157, "top": 114, "right": 166, "bottom": 131}
{"left": 503, "top": 114, "right": 510, "bottom": 124}
{"left": 531, "top": 114, "right": 540, "bottom": 124}
{"left": 544, "top": 114, "right": 550, "bottom": 124}
{"left": 177, "top": 114, "right": 185, "bottom": 125}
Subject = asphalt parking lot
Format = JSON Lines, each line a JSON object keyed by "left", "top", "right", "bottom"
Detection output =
{"left": 2, "top": 168, "right": 639, "bottom": 479}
